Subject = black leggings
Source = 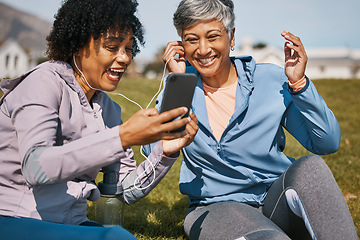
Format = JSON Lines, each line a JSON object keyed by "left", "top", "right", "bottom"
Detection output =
{"left": 184, "top": 155, "right": 357, "bottom": 240}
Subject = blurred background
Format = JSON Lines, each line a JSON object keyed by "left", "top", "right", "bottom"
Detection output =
{"left": 1, "top": 0, "right": 360, "bottom": 80}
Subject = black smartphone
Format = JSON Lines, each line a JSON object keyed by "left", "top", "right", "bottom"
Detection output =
{"left": 159, "top": 73, "right": 198, "bottom": 132}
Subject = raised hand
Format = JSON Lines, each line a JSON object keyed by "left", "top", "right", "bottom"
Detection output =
{"left": 281, "top": 31, "right": 308, "bottom": 83}
{"left": 162, "top": 41, "right": 186, "bottom": 74}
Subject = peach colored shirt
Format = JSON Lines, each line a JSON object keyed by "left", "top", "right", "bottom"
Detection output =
{"left": 289, "top": 76, "right": 307, "bottom": 92}
{"left": 203, "top": 80, "right": 237, "bottom": 141}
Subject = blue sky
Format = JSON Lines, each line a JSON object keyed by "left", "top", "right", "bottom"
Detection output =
{"left": 1, "top": 0, "right": 359, "bottom": 61}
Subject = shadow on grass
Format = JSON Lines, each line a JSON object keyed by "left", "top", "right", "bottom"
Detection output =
{"left": 123, "top": 196, "right": 189, "bottom": 239}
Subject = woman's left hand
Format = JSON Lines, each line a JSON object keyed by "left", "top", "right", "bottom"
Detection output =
{"left": 162, "top": 41, "right": 186, "bottom": 74}
{"left": 281, "top": 31, "right": 308, "bottom": 82}
{"left": 162, "top": 112, "right": 199, "bottom": 157}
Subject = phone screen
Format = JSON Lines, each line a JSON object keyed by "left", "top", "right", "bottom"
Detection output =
{"left": 160, "top": 73, "right": 197, "bottom": 132}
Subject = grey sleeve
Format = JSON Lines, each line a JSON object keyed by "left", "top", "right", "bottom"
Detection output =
{"left": 121, "top": 142, "right": 179, "bottom": 205}
{"left": 7, "top": 69, "right": 127, "bottom": 185}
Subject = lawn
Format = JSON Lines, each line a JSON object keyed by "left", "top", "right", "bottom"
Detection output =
{"left": 89, "top": 77, "right": 360, "bottom": 239}
{"left": 1, "top": 78, "right": 359, "bottom": 238}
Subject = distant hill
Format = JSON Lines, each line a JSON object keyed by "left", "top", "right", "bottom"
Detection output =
{"left": 0, "top": 2, "right": 52, "bottom": 57}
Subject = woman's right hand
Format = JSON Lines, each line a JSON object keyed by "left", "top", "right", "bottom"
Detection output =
{"left": 119, "top": 107, "right": 190, "bottom": 149}
{"left": 163, "top": 41, "right": 186, "bottom": 74}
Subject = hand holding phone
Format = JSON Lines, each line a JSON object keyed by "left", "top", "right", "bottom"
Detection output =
{"left": 160, "top": 73, "right": 197, "bottom": 132}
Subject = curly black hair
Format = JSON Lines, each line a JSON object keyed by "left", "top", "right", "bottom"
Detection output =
{"left": 46, "top": 0, "right": 145, "bottom": 62}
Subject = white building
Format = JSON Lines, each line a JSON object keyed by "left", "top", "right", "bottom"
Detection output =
{"left": 232, "top": 37, "right": 360, "bottom": 79}
{"left": 0, "top": 40, "right": 29, "bottom": 79}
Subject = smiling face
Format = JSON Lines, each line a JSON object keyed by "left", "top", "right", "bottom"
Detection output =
{"left": 73, "top": 29, "right": 134, "bottom": 100}
{"left": 182, "top": 19, "right": 235, "bottom": 86}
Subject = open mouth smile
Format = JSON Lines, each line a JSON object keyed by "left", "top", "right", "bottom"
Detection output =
{"left": 197, "top": 56, "right": 216, "bottom": 66}
{"left": 106, "top": 68, "right": 125, "bottom": 81}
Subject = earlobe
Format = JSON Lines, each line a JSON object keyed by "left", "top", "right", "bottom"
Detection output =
{"left": 230, "top": 28, "right": 236, "bottom": 47}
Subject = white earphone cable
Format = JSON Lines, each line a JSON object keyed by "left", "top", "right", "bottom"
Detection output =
{"left": 73, "top": 54, "right": 174, "bottom": 192}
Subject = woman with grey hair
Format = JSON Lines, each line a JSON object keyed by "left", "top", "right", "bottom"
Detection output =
{"left": 145, "top": 0, "right": 358, "bottom": 239}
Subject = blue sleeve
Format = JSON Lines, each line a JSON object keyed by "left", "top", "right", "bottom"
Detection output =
{"left": 282, "top": 77, "right": 341, "bottom": 155}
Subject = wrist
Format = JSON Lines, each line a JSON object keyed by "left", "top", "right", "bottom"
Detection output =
{"left": 119, "top": 125, "right": 130, "bottom": 149}
{"left": 288, "top": 75, "right": 306, "bottom": 84}
{"left": 163, "top": 151, "right": 180, "bottom": 158}
{"left": 288, "top": 75, "right": 306, "bottom": 91}
{"left": 162, "top": 140, "right": 181, "bottom": 157}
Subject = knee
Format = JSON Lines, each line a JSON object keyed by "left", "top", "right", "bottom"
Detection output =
{"left": 284, "top": 154, "right": 339, "bottom": 195}
{"left": 286, "top": 155, "right": 333, "bottom": 183}
{"left": 295, "top": 155, "right": 326, "bottom": 169}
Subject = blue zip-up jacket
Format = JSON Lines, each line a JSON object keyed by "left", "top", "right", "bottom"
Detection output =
{"left": 144, "top": 56, "right": 340, "bottom": 207}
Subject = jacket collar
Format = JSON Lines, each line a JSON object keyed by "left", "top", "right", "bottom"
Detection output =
{"left": 188, "top": 56, "right": 256, "bottom": 136}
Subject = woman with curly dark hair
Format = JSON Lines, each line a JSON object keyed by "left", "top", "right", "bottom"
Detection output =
{"left": 0, "top": 0, "right": 198, "bottom": 239}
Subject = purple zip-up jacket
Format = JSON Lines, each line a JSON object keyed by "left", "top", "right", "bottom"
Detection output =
{"left": 0, "top": 61, "right": 178, "bottom": 225}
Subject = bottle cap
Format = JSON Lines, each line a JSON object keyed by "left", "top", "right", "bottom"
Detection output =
{"left": 98, "top": 171, "right": 119, "bottom": 195}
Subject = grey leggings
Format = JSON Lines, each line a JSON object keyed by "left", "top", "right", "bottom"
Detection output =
{"left": 184, "top": 155, "right": 358, "bottom": 240}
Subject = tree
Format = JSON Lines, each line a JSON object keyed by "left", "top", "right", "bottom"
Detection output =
{"left": 253, "top": 42, "right": 267, "bottom": 49}
{"left": 142, "top": 46, "right": 167, "bottom": 78}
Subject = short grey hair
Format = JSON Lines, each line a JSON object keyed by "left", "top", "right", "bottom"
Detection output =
{"left": 173, "top": 0, "right": 235, "bottom": 38}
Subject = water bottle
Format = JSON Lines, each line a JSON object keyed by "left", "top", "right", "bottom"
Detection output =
{"left": 95, "top": 169, "right": 124, "bottom": 226}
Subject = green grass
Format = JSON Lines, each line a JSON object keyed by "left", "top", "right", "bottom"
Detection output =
{"left": 1, "top": 78, "right": 359, "bottom": 238}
